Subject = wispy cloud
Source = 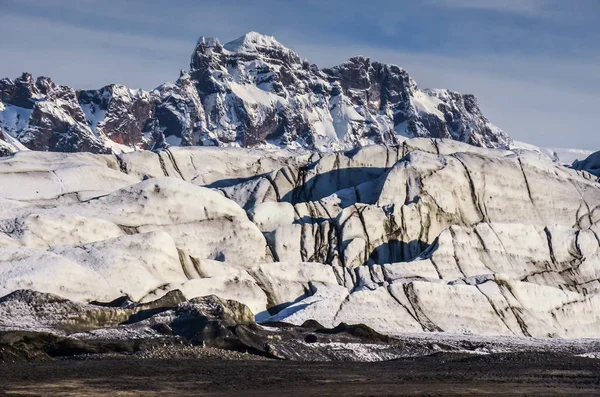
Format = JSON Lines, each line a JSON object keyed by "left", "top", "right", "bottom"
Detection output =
{"left": 426, "top": 0, "right": 546, "bottom": 13}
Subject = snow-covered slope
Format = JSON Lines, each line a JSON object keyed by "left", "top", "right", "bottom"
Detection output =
{"left": 1, "top": 139, "right": 599, "bottom": 338}
{"left": 0, "top": 32, "right": 510, "bottom": 155}
{"left": 511, "top": 141, "right": 594, "bottom": 165}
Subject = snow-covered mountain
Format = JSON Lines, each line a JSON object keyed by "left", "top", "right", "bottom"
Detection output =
{"left": 0, "top": 32, "right": 511, "bottom": 155}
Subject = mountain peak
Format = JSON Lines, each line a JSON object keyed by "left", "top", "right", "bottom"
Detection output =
{"left": 223, "top": 31, "right": 288, "bottom": 54}
{"left": 196, "top": 36, "right": 221, "bottom": 48}
{"left": 1, "top": 31, "right": 512, "bottom": 154}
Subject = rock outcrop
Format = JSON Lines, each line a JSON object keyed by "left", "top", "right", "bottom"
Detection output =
{"left": 0, "top": 32, "right": 510, "bottom": 155}
{"left": 0, "top": 290, "right": 407, "bottom": 361}
{"left": 573, "top": 150, "right": 600, "bottom": 179}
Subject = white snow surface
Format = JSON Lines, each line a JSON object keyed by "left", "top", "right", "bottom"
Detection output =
{"left": 223, "top": 31, "right": 288, "bottom": 54}
{"left": 511, "top": 140, "right": 595, "bottom": 165}
{"left": 411, "top": 90, "right": 444, "bottom": 119}
{"left": 229, "top": 82, "right": 280, "bottom": 106}
{"left": 0, "top": 103, "right": 33, "bottom": 136}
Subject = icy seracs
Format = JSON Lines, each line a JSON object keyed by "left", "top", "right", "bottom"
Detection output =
{"left": 1, "top": 138, "right": 599, "bottom": 338}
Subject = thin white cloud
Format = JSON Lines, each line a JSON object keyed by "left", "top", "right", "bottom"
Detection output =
{"left": 427, "top": 0, "right": 546, "bottom": 13}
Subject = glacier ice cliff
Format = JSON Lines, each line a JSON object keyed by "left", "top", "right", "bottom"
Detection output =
{"left": 1, "top": 138, "right": 599, "bottom": 339}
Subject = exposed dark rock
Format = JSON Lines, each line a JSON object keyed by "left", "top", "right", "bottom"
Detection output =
{"left": 304, "top": 334, "right": 318, "bottom": 343}
{"left": 0, "top": 290, "right": 408, "bottom": 362}
{"left": 78, "top": 84, "right": 155, "bottom": 147}
{"left": 314, "top": 323, "right": 391, "bottom": 343}
{"left": 573, "top": 150, "right": 600, "bottom": 178}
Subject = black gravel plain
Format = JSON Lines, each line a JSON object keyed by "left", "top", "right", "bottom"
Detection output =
{"left": 1, "top": 351, "right": 600, "bottom": 396}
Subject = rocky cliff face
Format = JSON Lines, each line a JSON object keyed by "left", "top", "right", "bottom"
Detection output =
{"left": 0, "top": 74, "right": 110, "bottom": 153}
{"left": 0, "top": 32, "right": 511, "bottom": 155}
{"left": 573, "top": 151, "right": 600, "bottom": 179}
{"left": 1, "top": 139, "right": 599, "bottom": 339}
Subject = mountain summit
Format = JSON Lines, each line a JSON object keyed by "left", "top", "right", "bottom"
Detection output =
{"left": 0, "top": 32, "right": 511, "bottom": 155}
{"left": 222, "top": 31, "right": 291, "bottom": 54}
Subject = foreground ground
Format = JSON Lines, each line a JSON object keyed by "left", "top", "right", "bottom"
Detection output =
{"left": 1, "top": 352, "right": 599, "bottom": 396}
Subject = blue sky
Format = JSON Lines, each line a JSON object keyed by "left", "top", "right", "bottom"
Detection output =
{"left": 0, "top": 0, "right": 598, "bottom": 149}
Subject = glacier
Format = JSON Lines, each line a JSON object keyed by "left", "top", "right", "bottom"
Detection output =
{"left": 1, "top": 138, "right": 599, "bottom": 340}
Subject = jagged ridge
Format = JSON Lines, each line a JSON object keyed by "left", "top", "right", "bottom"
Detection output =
{"left": 0, "top": 32, "right": 511, "bottom": 155}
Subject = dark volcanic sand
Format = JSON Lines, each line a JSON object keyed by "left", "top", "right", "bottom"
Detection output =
{"left": 1, "top": 352, "right": 599, "bottom": 396}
